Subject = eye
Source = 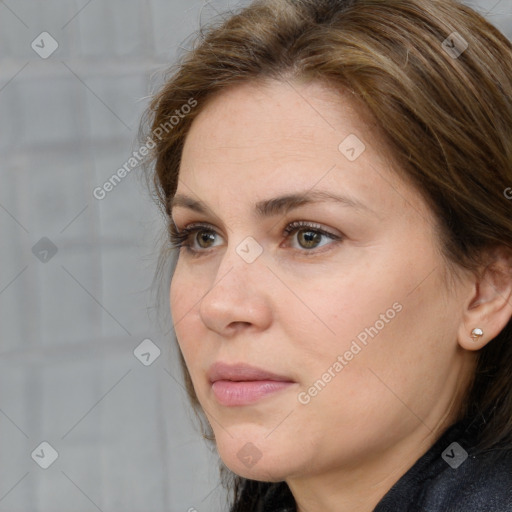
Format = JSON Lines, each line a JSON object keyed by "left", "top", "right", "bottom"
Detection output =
{"left": 169, "top": 220, "right": 342, "bottom": 255}
{"left": 169, "top": 223, "right": 222, "bottom": 253}
{"left": 282, "top": 221, "right": 341, "bottom": 252}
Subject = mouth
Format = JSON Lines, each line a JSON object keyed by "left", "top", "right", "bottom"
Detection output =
{"left": 207, "top": 362, "right": 296, "bottom": 407}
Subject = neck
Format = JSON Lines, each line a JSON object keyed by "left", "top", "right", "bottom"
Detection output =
{"left": 287, "top": 418, "right": 453, "bottom": 512}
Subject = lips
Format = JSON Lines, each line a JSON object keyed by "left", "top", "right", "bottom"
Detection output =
{"left": 207, "top": 362, "right": 296, "bottom": 406}
{"left": 207, "top": 361, "right": 294, "bottom": 384}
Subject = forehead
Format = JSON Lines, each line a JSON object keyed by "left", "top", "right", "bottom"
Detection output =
{"left": 181, "top": 79, "right": 376, "bottom": 164}
{"left": 177, "top": 79, "right": 424, "bottom": 221}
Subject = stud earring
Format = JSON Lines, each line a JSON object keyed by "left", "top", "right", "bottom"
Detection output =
{"left": 470, "top": 328, "right": 484, "bottom": 342}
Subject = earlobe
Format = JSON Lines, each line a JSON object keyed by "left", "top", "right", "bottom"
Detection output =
{"left": 457, "top": 246, "right": 512, "bottom": 352}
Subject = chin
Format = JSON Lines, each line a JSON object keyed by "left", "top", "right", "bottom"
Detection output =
{"left": 222, "top": 456, "right": 291, "bottom": 482}
{"left": 215, "top": 435, "right": 297, "bottom": 482}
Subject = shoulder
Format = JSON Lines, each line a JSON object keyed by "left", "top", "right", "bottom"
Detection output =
{"left": 374, "top": 420, "right": 512, "bottom": 512}
{"left": 419, "top": 447, "right": 512, "bottom": 512}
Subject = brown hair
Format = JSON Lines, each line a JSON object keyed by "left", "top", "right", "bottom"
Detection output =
{"left": 140, "top": 0, "right": 512, "bottom": 509}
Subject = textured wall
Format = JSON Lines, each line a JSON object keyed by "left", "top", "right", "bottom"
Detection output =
{"left": 0, "top": 1, "right": 510, "bottom": 511}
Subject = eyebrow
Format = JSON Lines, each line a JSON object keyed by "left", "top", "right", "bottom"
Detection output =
{"left": 170, "top": 190, "right": 376, "bottom": 218}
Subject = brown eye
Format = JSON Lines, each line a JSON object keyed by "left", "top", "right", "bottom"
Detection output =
{"left": 283, "top": 221, "right": 341, "bottom": 252}
{"left": 196, "top": 231, "right": 216, "bottom": 248}
{"left": 297, "top": 229, "right": 323, "bottom": 249}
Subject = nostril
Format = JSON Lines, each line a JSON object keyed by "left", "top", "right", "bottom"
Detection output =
{"left": 228, "top": 321, "right": 253, "bottom": 329}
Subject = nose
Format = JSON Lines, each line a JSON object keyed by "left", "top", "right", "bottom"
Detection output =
{"left": 198, "top": 243, "right": 273, "bottom": 337}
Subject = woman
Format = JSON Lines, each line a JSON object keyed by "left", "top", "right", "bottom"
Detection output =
{"left": 141, "top": 0, "right": 512, "bottom": 510}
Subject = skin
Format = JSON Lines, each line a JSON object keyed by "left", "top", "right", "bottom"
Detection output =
{"left": 169, "top": 79, "right": 512, "bottom": 512}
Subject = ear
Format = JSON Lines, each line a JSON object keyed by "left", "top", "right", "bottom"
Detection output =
{"left": 457, "top": 245, "right": 512, "bottom": 351}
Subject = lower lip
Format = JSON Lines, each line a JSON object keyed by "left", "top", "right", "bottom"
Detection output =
{"left": 211, "top": 380, "right": 295, "bottom": 406}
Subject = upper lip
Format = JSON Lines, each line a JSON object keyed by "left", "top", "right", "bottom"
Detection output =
{"left": 207, "top": 362, "right": 294, "bottom": 383}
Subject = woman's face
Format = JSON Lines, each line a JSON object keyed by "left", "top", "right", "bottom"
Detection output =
{"left": 169, "top": 79, "right": 476, "bottom": 483}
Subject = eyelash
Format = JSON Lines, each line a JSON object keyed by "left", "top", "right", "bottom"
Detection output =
{"left": 169, "top": 221, "right": 342, "bottom": 257}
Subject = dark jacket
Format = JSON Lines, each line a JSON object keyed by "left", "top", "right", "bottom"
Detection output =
{"left": 257, "top": 418, "right": 512, "bottom": 511}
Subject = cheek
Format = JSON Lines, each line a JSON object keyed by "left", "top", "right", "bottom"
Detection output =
{"left": 288, "top": 269, "right": 401, "bottom": 353}
{"left": 169, "top": 258, "right": 201, "bottom": 320}
{"left": 288, "top": 254, "right": 445, "bottom": 394}
{"left": 169, "top": 265, "right": 201, "bottom": 360}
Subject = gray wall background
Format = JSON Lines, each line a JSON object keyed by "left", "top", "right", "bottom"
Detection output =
{"left": 0, "top": 1, "right": 510, "bottom": 511}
